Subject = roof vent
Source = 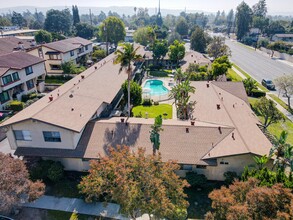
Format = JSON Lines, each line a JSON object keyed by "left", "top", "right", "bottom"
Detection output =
{"left": 206, "top": 83, "right": 209, "bottom": 88}
{"left": 95, "top": 66, "right": 98, "bottom": 70}
{"left": 186, "top": 128, "right": 189, "bottom": 133}
{"left": 69, "top": 94, "right": 73, "bottom": 98}
{"left": 218, "top": 126, "right": 222, "bottom": 134}
{"left": 81, "top": 75, "right": 85, "bottom": 79}
{"left": 71, "top": 108, "right": 74, "bottom": 111}
{"left": 217, "top": 104, "right": 221, "bottom": 110}
{"left": 232, "top": 132, "right": 235, "bottom": 140}
{"left": 49, "top": 95, "right": 53, "bottom": 102}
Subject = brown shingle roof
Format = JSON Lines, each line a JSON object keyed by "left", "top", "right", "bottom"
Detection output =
{"left": 181, "top": 51, "right": 211, "bottom": 72}
{"left": 43, "top": 37, "right": 92, "bottom": 53}
{"left": 0, "top": 52, "right": 44, "bottom": 76}
{"left": 0, "top": 37, "right": 35, "bottom": 55}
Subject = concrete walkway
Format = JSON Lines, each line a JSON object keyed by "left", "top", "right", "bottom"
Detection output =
{"left": 23, "top": 195, "right": 128, "bottom": 219}
{"left": 232, "top": 66, "right": 293, "bottom": 122}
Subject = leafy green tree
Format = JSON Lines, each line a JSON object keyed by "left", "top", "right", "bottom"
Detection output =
{"left": 75, "top": 23, "right": 95, "bottom": 39}
{"left": 99, "top": 16, "right": 126, "bottom": 46}
{"left": 92, "top": 49, "right": 106, "bottom": 61}
{"left": 255, "top": 97, "right": 284, "bottom": 129}
{"left": 243, "top": 77, "right": 258, "bottom": 96}
{"left": 207, "top": 36, "right": 231, "bottom": 59}
{"left": 265, "top": 21, "right": 286, "bottom": 39}
{"left": 274, "top": 75, "right": 293, "bottom": 109}
{"left": 270, "top": 131, "right": 293, "bottom": 172}
{"left": 152, "top": 39, "right": 168, "bottom": 64}
{"left": 72, "top": 5, "right": 80, "bottom": 26}
{"left": 175, "top": 17, "right": 188, "bottom": 37}
{"left": 169, "top": 40, "right": 185, "bottom": 67}
{"left": 35, "top": 30, "right": 52, "bottom": 43}
{"left": 122, "top": 80, "right": 142, "bottom": 107}
{"left": 235, "top": 2, "right": 253, "bottom": 40}
{"left": 167, "top": 32, "right": 181, "bottom": 45}
{"left": 150, "top": 115, "right": 163, "bottom": 155}
{"left": 114, "top": 43, "right": 142, "bottom": 117}
{"left": 79, "top": 146, "right": 189, "bottom": 219}
{"left": 211, "top": 56, "right": 232, "bottom": 80}
{"left": 190, "top": 27, "right": 207, "bottom": 53}
{"left": 0, "top": 16, "right": 12, "bottom": 26}
{"left": 44, "top": 9, "right": 72, "bottom": 34}
{"left": 226, "top": 9, "right": 234, "bottom": 35}
{"left": 11, "top": 11, "right": 26, "bottom": 28}
{"left": 253, "top": 155, "right": 269, "bottom": 170}
{"left": 252, "top": 0, "right": 267, "bottom": 17}
{"left": 133, "top": 26, "right": 155, "bottom": 46}
{"left": 252, "top": 16, "right": 269, "bottom": 34}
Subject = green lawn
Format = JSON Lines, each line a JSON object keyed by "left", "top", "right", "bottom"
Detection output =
{"left": 132, "top": 104, "right": 172, "bottom": 119}
{"left": 268, "top": 94, "right": 293, "bottom": 114}
{"left": 233, "top": 64, "right": 269, "bottom": 92}
{"left": 227, "top": 68, "right": 243, "bottom": 82}
{"left": 249, "top": 97, "right": 293, "bottom": 145}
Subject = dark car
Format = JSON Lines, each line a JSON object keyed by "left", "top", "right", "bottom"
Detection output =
{"left": 261, "top": 79, "right": 275, "bottom": 90}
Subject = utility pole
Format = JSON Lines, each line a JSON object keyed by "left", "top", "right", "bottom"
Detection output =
{"left": 89, "top": 9, "right": 92, "bottom": 26}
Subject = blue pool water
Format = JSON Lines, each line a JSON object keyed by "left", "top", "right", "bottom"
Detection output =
{"left": 143, "top": 80, "right": 169, "bottom": 96}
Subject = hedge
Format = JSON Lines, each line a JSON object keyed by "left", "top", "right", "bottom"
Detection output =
{"left": 252, "top": 89, "right": 266, "bottom": 98}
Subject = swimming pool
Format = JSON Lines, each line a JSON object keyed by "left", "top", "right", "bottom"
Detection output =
{"left": 143, "top": 80, "right": 169, "bottom": 96}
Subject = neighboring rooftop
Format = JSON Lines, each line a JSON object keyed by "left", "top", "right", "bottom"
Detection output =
{"left": 0, "top": 36, "right": 36, "bottom": 55}
{"left": 0, "top": 29, "right": 37, "bottom": 36}
{"left": 181, "top": 51, "right": 211, "bottom": 71}
{"left": 0, "top": 51, "right": 44, "bottom": 76}
{"left": 43, "top": 37, "right": 92, "bottom": 53}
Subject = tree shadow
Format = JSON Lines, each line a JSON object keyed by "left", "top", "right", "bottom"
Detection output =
{"left": 103, "top": 122, "right": 142, "bottom": 155}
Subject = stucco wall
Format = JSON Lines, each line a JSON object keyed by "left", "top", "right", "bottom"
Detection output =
{"left": 7, "top": 119, "right": 80, "bottom": 150}
{"left": 45, "top": 157, "right": 90, "bottom": 171}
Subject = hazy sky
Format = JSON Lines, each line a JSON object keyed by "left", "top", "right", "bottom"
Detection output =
{"left": 1, "top": 0, "right": 293, "bottom": 14}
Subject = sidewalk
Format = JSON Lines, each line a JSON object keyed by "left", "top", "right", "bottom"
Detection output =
{"left": 232, "top": 66, "right": 293, "bottom": 122}
{"left": 23, "top": 195, "right": 128, "bottom": 219}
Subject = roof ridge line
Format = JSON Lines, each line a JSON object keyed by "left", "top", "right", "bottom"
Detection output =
{"left": 210, "top": 83, "right": 251, "bottom": 153}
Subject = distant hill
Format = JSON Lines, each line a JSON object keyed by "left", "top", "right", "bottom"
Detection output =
{"left": 0, "top": 6, "right": 206, "bottom": 16}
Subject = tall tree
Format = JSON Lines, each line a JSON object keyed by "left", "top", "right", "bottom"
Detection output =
{"left": 0, "top": 16, "right": 12, "bottom": 26}
{"left": 133, "top": 26, "right": 155, "bottom": 46}
{"left": 255, "top": 97, "right": 284, "bottom": 129}
{"left": 150, "top": 115, "right": 163, "bottom": 155}
{"left": 265, "top": 21, "right": 286, "bottom": 39}
{"left": 190, "top": 27, "right": 207, "bottom": 53}
{"left": 175, "top": 17, "right": 188, "bottom": 37}
{"left": 0, "top": 153, "right": 45, "bottom": 214}
{"left": 11, "top": 11, "right": 26, "bottom": 28}
{"left": 274, "top": 75, "right": 293, "bottom": 109}
{"left": 253, "top": 0, "right": 267, "bottom": 17}
{"left": 114, "top": 43, "right": 142, "bottom": 117}
{"left": 75, "top": 23, "right": 95, "bottom": 39}
{"left": 169, "top": 40, "right": 185, "bottom": 67}
{"left": 226, "top": 9, "right": 234, "bottom": 35}
{"left": 211, "top": 56, "right": 232, "bottom": 80}
{"left": 207, "top": 36, "right": 231, "bottom": 59}
{"left": 235, "top": 2, "right": 253, "bottom": 40}
{"left": 72, "top": 5, "right": 80, "bottom": 26}
{"left": 99, "top": 16, "right": 126, "bottom": 46}
{"left": 97, "top": 11, "right": 106, "bottom": 23}
{"left": 44, "top": 9, "right": 72, "bottom": 34}
{"left": 152, "top": 39, "right": 168, "bottom": 64}
{"left": 78, "top": 146, "right": 189, "bottom": 219}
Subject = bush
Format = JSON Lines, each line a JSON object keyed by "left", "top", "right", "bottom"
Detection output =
{"left": 185, "top": 171, "right": 207, "bottom": 188}
{"left": 8, "top": 100, "right": 24, "bottom": 112}
{"left": 142, "top": 99, "right": 152, "bottom": 106}
{"left": 47, "top": 162, "right": 64, "bottom": 183}
{"left": 135, "top": 111, "right": 143, "bottom": 118}
{"left": 224, "top": 171, "right": 238, "bottom": 185}
{"left": 154, "top": 101, "right": 159, "bottom": 106}
{"left": 252, "top": 89, "right": 266, "bottom": 98}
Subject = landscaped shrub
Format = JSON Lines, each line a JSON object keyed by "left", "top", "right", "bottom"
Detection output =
{"left": 154, "top": 101, "right": 159, "bottom": 106}
{"left": 223, "top": 171, "right": 239, "bottom": 185}
{"left": 8, "top": 100, "right": 24, "bottom": 112}
{"left": 121, "top": 80, "right": 142, "bottom": 106}
{"left": 142, "top": 99, "right": 152, "bottom": 106}
{"left": 47, "top": 162, "right": 64, "bottom": 183}
{"left": 252, "top": 89, "right": 266, "bottom": 98}
{"left": 185, "top": 171, "right": 207, "bottom": 188}
{"left": 134, "top": 111, "right": 143, "bottom": 118}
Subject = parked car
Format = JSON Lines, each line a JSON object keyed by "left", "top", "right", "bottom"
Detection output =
{"left": 261, "top": 79, "right": 275, "bottom": 90}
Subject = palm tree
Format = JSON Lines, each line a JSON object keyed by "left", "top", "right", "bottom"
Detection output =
{"left": 270, "top": 130, "right": 293, "bottom": 172}
{"left": 253, "top": 155, "right": 269, "bottom": 170}
{"left": 114, "top": 43, "right": 142, "bottom": 117}
{"left": 150, "top": 115, "right": 163, "bottom": 155}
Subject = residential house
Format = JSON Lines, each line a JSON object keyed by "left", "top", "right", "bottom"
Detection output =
{"left": 0, "top": 51, "right": 46, "bottom": 109}
{"left": 1, "top": 52, "right": 272, "bottom": 182}
{"left": 272, "top": 34, "right": 293, "bottom": 43}
{"left": 0, "top": 36, "right": 37, "bottom": 55}
{"left": 30, "top": 37, "right": 93, "bottom": 74}
{"left": 125, "top": 29, "right": 135, "bottom": 43}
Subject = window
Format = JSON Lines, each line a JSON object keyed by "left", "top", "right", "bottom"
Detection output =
{"left": 0, "top": 91, "right": 10, "bottom": 103}
{"left": 220, "top": 161, "right": 229, "bottom": 165}
{"left": 12, "top": 72, "right": 20, "bottom": 81}
{"left": 48, "top": 54, "right": 60, "bottom": 60}
{"left": 85, "top": 45, "right": 88, "bottom": 50}
{"left": 196, "top": 165, "right": 207, "bottom": 169}
{"left": 70, "top": 50, "right": 74, "bottom": 56}
{"left": 50, "top": 64, "right": 61, "bottom": 70}
{"left": 2, "top": 75, "right": 13, "bottom": 85}
{"left": 43, "top": 131, "right": 61, "bottom": 142}
{"left": 25, "top": 66, "right": 33, "bottom": 75}
{"left": 26, "top": 79, "right": 34, "bottom": 90}
{"left": 13, "top": 130, "right": 32, "bottom": 141}
{"left": 182, "top": 165, "right": 193, "bottom": 171}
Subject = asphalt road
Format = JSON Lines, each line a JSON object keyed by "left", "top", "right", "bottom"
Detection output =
{"left": 226, "top": 39, "right": 293, "bottom": 82}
